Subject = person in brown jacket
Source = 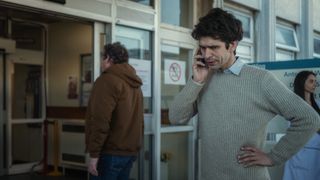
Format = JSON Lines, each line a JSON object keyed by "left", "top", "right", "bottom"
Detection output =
{"left": 85, "top": 42, "right": 144, "bottom": 180}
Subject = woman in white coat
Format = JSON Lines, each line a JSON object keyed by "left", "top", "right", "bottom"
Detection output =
{"left": 283, "top": 70, "right": 320, "bottom": 180}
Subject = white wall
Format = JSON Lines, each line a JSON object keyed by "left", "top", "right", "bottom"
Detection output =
{"left": 48, "top": 22, "right": 92, "bottom": 107}
{"left": 276, "top": 0, "right": 301, "bottom": 24}
{"left": 314, "top": 0, "right": 320, "bottom": 31}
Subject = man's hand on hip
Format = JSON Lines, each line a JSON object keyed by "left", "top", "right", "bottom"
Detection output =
{"left": 237, "top": 146, "right": 274, "bottom": 167}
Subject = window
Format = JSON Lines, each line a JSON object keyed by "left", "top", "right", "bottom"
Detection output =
{"left": 227, "top": 10, "right": 253, "bottom": 40}
{"left": 276, "top": 49, "right": 295, "bottom": 60}
{"left": 128, "top": 0, "right": 153, "bottom": 6}
{"left": 115, "top": 26, "right": 153, "bottom": 113}
{"left": 160, "top": 44, "right": 192, "bottom": 125}
{"left": 161, "top": 0, "right": 193, "bottom": 28}
{"left": 225, "top": 7, "right": 254, "bottom": 62}
{"left": 314, "top": 33, "right": 320, "bottom": 58}
{"left": 276, "top": 24, "right": 299, "bottom": 61}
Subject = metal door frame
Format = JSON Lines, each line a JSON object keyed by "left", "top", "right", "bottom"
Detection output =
{"left": 5, "top": 55, "right": 45, "bottom": 174}
{"left": 0, "top": 49, "right": 5, "bottom": 176}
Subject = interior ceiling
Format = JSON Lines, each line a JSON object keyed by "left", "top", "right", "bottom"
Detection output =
{"left": 0, "top": 4, "right": 90, "bottom": 24}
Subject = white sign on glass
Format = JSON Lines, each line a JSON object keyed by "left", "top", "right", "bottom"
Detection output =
{"left": 129, "top": 58, "right": 152, "bottom": 97}
{"left": 164, "top": 59, "right": 186, "bottom": 85}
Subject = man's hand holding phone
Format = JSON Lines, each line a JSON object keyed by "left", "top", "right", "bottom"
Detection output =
{"left": 193, "top": 48, "right": 209, "bottom": 84}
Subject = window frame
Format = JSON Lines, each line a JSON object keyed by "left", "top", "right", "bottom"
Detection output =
{"left": 224, "top": 5, "right": 255, "bottom": 62}
{"left": 314, "top": 32, "right": 320, "bottom": 58}
{"left": 276, "top": 23, "right": 299, "bottom": 52}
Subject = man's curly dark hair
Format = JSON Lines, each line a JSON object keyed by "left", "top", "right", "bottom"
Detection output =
{"left": 103, "top": 42, "right": 129, "bottom": 64}
{"left": 192, "top": 8, "right": 243, "bottom": 51}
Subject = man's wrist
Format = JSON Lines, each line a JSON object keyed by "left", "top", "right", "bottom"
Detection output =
{"left": 192, "top": 76, "right": 204, "bottom": 84}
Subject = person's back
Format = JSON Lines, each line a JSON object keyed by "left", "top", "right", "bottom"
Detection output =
{"left": 86, "top": 63, "right": 144, "bottom": 155}
{"left": 85, "top": 42, "right": 144, "bottom": 180}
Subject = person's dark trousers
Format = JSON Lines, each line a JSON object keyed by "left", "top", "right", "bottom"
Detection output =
{"left": 90, "top": 154, "right": 137, "bottom": 180}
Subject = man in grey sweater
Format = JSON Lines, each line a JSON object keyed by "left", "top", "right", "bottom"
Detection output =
{"left": 169, "top": 8, "right": 320, "bottom": 180}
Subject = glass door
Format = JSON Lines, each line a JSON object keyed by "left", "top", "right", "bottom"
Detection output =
{"left": 5, "top": 58, "right": 45, "bottom": 174}
{"left": 115, "top": 25, "right": 153, "bottom": 180}
{"left": 0, "top": 50, "right": 5, "bottom": 176}
{"left": 160, "top": 43, "right": 197, "bottom": 180}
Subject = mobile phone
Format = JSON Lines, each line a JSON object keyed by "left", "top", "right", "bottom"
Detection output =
{"left": 198, "top": 57, "right": 206, "bottom": 64}
{"left": 196, "top": 49, "right": 207, "bottom": 67}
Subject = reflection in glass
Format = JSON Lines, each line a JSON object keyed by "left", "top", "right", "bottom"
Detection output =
{"left": 116, "top": 26, "right": 152, "bottom": 113}
{"left": 161, "top": 0, "right": 193, "bottom": 28}
{"left": 161, "top": 132, "right": 190, "bottom": 180}
{"left": 12, "top": 123, "right": 43, "bottom": 165}
{"left": 12, "top": 64, "right": 42, "bottom": 119}
{"left": 161, "top": 44, "right": 192, "bottom": 125}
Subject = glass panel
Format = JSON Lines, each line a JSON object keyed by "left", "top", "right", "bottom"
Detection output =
{"left": 237, "top": 14, "right": 251, "bottom": 39}
{"left": 130, "top": 135, "right": 152, "bottom": 180}
{"left": 227, "top": 10, "right": 252, "bottom": 39}
{"left": 161, "top": 0, "right": 193, "bottom": 28}
{"left": 276, "top": 49, "right": 294, "bottom": 61}
{"left": 128, "top": 0, "right": 153, "bottom": 6}
{"left": 80, "top": 54, "right": 93, "bottom": 107}
{"left": 12, "top": 64, "right": 42, "bottom": 119}
{"left": 116, "top": 26, "right": 153, "bottom": 113}
{"left": 161, "top": 132, "right": 190, "bottom": 180}
{"left": 161, "top": 44, "right": 192, "bottom": 125}
{"left": 12, "top": 123, "right": 43, "bottom": 165}
{"left": 314, "top": 37, "right": 320, "bottom": 55}
{"left": 276, "top": 26, "right": 297, "bottom": 47}
{"left": 237, "top": 44, "right": 251, "bottom": 56}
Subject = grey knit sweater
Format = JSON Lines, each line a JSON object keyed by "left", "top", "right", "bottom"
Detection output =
{"left": 169, "top": 65, "right": 320, "bottom": 180}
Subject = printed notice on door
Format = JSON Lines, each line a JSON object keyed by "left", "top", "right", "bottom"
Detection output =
{"left": 129, "top": 58, "right": 151, "bottom": 97}
{"left": 164, "top": 59, "right": 186, "bottom": 85}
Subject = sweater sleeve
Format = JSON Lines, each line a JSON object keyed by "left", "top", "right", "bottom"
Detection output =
{"left": 169, "top": 78, "right": 204, "bottom": 124}
{"left": 86, "top": 75, "right": 119, "bottom": 158}
{"left": 262, "top": 72, "right": 320, "bottom": 165}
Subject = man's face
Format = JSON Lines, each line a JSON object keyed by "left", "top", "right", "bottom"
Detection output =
{"left": 199, "top": 36, "right": 237, "bottom": 70}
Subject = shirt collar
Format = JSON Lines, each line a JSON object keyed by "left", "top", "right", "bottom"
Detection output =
{"left": 223, "top": 57, "right": 244, "bottom": 76}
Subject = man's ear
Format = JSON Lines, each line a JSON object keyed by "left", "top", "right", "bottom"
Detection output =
{"left": 230, "top": 41, "right": 238, "bottom": 51}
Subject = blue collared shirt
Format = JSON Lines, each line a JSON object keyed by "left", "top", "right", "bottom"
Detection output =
{"left": 223, "top": 57, "right": 245, "bottom": 76}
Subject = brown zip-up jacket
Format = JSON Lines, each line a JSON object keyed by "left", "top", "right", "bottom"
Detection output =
{"left": 85, "top": 63, "right": 144, "bottom": 158}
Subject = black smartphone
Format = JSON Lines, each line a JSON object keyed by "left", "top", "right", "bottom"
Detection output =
{"left": 196, "top": 49, "right": 207, "bottom": 67}
{"left": 198, "top": 57, "right": 206, "bottom": 64}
